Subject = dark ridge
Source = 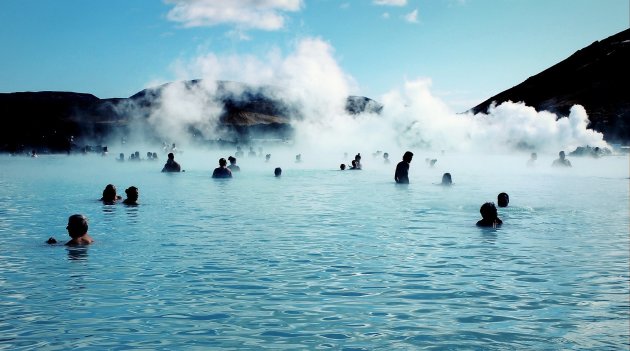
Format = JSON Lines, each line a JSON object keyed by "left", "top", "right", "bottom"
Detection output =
{"left": 470, "top": 28, "right": 630, "bottom": 143}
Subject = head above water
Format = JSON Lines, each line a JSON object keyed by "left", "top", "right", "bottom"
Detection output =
{"left": 480, "top": 202, "right": 498, "bottom": 220}
{"left": 497, "top": 192, "right": 509, "bottom": 207}
{"left": 274, "top": 167, "right": 282, "bottom": 177}
{"left": 67, "top": 214, "right": 88, "bottom": 239}
{"left": 219, "top": 158, "right": 227, "bottom": 167}
{"left": 441, "top": 172, "right": 452, "bottom": 185}
{"left": 168, "top": 152, "right": 175, "bottom": 160}
{"left": 228, "top": 156, "right": 236, "bottom": 164}
{"left": 340, "top": 163, "right": 346, "bottom": 170}
{"left": 403, "top": 151, "right": 413, "bottom": 163}
{"left": 559, "top": 151, "right": 565, "bottom": 159}
{"left": 125, "top": 186, "right": 139, "bottom": 201}
{"left": 102, "top": 184, "right": 118, "bottom": 202}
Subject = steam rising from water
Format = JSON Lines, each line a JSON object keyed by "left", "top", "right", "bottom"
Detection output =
{"left": 128, "top": 37, "right": 608, "bottom": 156}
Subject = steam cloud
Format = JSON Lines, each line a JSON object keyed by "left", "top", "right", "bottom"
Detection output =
{"left": 137, "top": 37, "right": 609, "bottom": 156}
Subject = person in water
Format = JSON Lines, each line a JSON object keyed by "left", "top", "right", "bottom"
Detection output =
{"left": 552, "top": 151, "right": 572, "bottom": 167}
{"left": 340, "top": 163, "right": 346, "bottom": 170}
{"left": 497, "top": 192, "right": 509, "bottom": 207}
{"left": 212, "top": 158, "right": 232, "bottom": 178}
{"left": 162, "top": 152, "right": 181, "bottom": 172}
{"left": 440, "top": 172, "right": 453, "bottom": 186}
{"left": 123, "top": 186, "right": 139, "bottom": 205}
{"left": 227, "top": 156, "right": 241, "bottom": 172}
{"left": 47, "top": 214, "right": 94, "bottom": 246}
{"left": 527, "top": 152, "right": 537, "bottom": 167}
{"left": 476, "top": 202, "right": 503, "bottom": 228}
{"left": 383, "top": 152, "right": 390, "bottom": 164}
{"left": 295, "top": 154, "right": 302, "bottom": 163}
{"left": 274, "top": 167, "right": 282, "bottom": 177}
{"left": 100, "top": 184, "right": 122, "bottom": 204}
{"left": 395, "top": 151, "right": 413, "bottom": 184}
{"left": 354, "top": 153, "right": 362, "bottom": 170}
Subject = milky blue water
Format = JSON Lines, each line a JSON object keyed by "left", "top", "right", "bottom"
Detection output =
{"left": 0, "top": 152, "right": 628, "bottom": 350}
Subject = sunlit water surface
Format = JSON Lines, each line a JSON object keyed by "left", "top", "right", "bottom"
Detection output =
{"left": 0, "top": 152, "right": 628, "bottom": 350}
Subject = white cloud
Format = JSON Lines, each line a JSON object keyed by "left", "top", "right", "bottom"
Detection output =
{"left": 165, "top": 0, "right": 303, "bottom": 30}
{"left": 373, "top": 0, "right": 407, "bottom": 6}
{"left": 404, "top": 9, "right": 418, "bottom": 23}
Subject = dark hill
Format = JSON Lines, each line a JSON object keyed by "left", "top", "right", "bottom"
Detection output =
{"left": 470, "top": 28, "right": 630, "bottom": 143}
{"left": 0, "top": 81, "right": 382, "bottom": 153}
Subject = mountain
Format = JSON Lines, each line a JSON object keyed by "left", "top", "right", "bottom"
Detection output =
{"left": 0, "top": 80, "right": 382, "bottom": 153}
{"left": 470, "top": 28, "right": 630, "bottom": 143}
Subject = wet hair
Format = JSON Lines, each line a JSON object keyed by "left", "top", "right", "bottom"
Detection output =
{"left": 480, "top": 202, "right": 498, "bottom": 220}
{"left": 125, "top": 186, "right": 139, "bottom": 200}
{"left": 497, "top": 192, "right": 509, "bottom": 207}
{"left": 403, "top": 151, "right": 413, "bottom": 159}
{"left": 102, "top": 184, "right": 117, "bottom": 202}
{"left": 228, "top": 156, "right": 236, "bottom": 163}
{"left": 274, "top": 167, "right": 282, "bottom": 176}
{"left": 168, "top": 152, "right": 175, "bottom": 160}
{"left": 441, "top": 173, "right": 452, "bottom": 185}
{"left": 340, "top": 163, "right": 346, "bottom": 170}
{"left": 67, "top": 214, "right": 88, "bottom": 238}
{"left": 219, "top": 158, "right": 227, "bottom": 166}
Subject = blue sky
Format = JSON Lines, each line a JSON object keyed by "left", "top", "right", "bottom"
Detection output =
{"left": 0, "top": 0, "right": 627, "bottom": 111}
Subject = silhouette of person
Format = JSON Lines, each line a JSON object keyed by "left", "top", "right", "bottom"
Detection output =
{"left": 227, "top": 156, "right": 241, "bottom": 172}
{"left": 354, "top": 153, "right": 362, "bottom": 169}
{"left": 340, "top": 163, "right": 346, "bottom": 170}
{"left": 295, "top": 154, "right": 302, "bottom": 163}
{"left": 100, "top": 184, "right": 122, "bottom": 204}
{"left": 212, "top": 158, "right": 232, "bottom": 178}
{"left": 552, "top": 151, "right": 572, "bottom": 167}
{"left": 440, "top": 172, "right": 453, "bottom": 186}
{"left": 383, "top": 152, "right": 390, "bottom": 164}
{"left": 235, "top": 146, "right": 244, "bottom": 158}
{"left": 274, "top": 167, "right": 282, "bottom": 177}
{"left": 117, "top": 153, "right": 125, "bottom": 162}
{"left": 527, "top": 152, "right": 537, "bottom": 167}
{"left": 476, "top": 202, "right": 503, "bottom": 227}
{"left": 47, "top": 214, "right": 94, "bottom": 246}
{"left": 497, "top": 192, "right": 509, "bottom": 208}
{"left": 123, "top": 186, "right": 139, "bottom": 205}
{"left": 395, "top": 151, "right": 413, "bottom": 184}
{"left": 162, "top": 152, "right": 181, "bottom": 172}
{"left": 265, "top": 154, "right": 271, "bottom": 162}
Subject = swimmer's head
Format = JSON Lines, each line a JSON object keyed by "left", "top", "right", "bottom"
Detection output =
{"left": 102, "top": 184, "right": 117, "bottom": 201}
{"left": 219, "top": 158, "right": 227, "bottom": 167}
{"left": 228, "top": 156, "right": 236, "bottom": 164}
{"left": 403, "top": 151, "right": 413, "bottom": 163}
{"left": 559, "top": 151, "right": 565, "bottom": 159}
{"left": 274, "top": 167, "right": 282, "bottom": 177}
{"left": 125, "top": 186, "right": 139, "bottom": 201}
{"left": 441, "top": 173, "right": 452, "bottom": 185}
{"left": 340, "top": 164, "right": 346, "bottom": 170}
{"left": 67, "top": 214, "right": 88, "bottom": 238}
{"left": 497, "top": 193, "right": 509, "bottom": 207}
{"left": 480, "top": 202, "right": 498, "bottom": 220}
{"left": 168, "top": 152, "right": 175, "bottom": 160}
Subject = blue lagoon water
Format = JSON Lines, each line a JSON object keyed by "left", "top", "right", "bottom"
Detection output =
{"left": 0, "top": 152, "right": 628, "bottom": 350}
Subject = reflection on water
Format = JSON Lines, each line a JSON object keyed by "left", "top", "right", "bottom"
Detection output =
{"left": 0, "top": 153, "right": 628, "bottom": 350}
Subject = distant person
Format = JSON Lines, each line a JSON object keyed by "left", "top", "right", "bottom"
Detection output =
{"left": 123, "top": 186, "right": 139, "bottom": 205}
{"left": 349, "top": 160, "right": 359, "bottom": 170}
{"left": 152, "top": 152, "right": 158, "bottom": 160}
{"left": 295, "top": 154, "right": 302, "bottom": 163}
{"left": 440, "top": 172, "right": 452, "bottom": 186}
{"left": 227, "top": 156, "right": 240, "bottom": 172}
{"left": 274, "top": 167, "right": 282, "bottom": 177}
{"left": 340, "top": 163, "right": 346, "bottom": 170}
{"left": 527, "top": 152, "right": 537, "bottom": 167}
{"left": 354, "top": 153, "right": 362, "bottom": 169}
{"left": 429, "top": 159, "right": 437, "bottom": 167}
{"left": 134, "top": 151, "right": 141, "bottom": 161}
{"left": 552, "top": 151, "right": 572, "bottom": 167}
{"left": 100, "top": 184, "right": 122, "bottom": 204}
{"left": 395, "top": 151, "right": 413, "bottom": 184}
{"left": 117, "top": 153, "right": 125, "bottom": 162}
{"left": 162, "top": 152, "right": 181, "bottom": 172}
{"left": 476, "top": 202, "right": 502, "bottom": 228}
{"left": 31, "top": 150, "right": 38, "bottom": 158}
{"left": 47, "top": 214, "right": 94, "bottom": 246}
{"left": 265, "top": 154, "right": 271, "bottom": 162}
{"left": 497, "top": 192, "right": 509, "bottom": 208}
{"left": 170, "top": 143, "right": 177, "bottom": 153}
{"left": 235, "top": 146, "right": 244, "bottom": 158}
{"left": 102, "top": 146, "right": 108, "bottom": 156}
{"left": 146, "top": 152, "right": 153, "bottom": 160}
{"left": 383, "top": 152, "right": 390, "bottom": 164}
{"left": 212, "top": 158, "right": 232, "bottom": 178}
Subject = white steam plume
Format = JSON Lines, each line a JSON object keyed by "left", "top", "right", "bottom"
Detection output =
{"left": 141, "top": 36, "right": 609, "bottom": 156}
